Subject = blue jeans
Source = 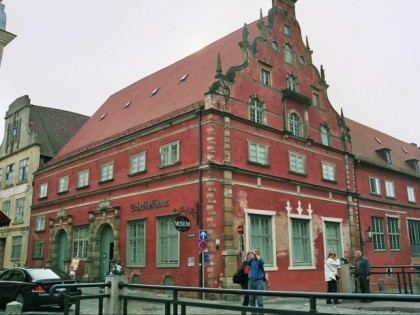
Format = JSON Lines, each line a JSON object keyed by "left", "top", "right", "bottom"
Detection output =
{"left": 248, "top": 279, "right": 264, "bottom": 308}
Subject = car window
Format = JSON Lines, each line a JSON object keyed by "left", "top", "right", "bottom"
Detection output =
{"left": 10, "top": 270, "right": 25, "bottom": 281}
{"left": 27, "top": 269, "right": 61, "bottom": 281}
{"left": 0, "top": 269, "right": 12, "bottom": 280}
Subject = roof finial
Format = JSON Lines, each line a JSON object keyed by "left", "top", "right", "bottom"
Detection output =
{"left": 305, "top": 36, "right": 310, "bottom": 49}
{"left": 216, "top": 52, "right": 223, "bottom": 76}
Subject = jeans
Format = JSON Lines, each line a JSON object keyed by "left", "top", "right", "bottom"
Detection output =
{"left": 248, "top": 279, "right": 264, "bottom": 308}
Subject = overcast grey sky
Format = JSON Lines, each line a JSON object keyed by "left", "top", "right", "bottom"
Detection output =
{"left": 1, "top": 0, "right": 420, "bottom": 146}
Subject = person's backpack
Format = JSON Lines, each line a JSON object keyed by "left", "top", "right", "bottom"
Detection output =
{"left": 232, "top": 265, "right": 246, "bottom": 284}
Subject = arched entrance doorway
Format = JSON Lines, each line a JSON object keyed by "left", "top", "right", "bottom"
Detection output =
{"left": 99, "top": 224, "right": 114, "bottom": 280}
{"left": 56, "top": 230, "right": 67, "bottom": 270}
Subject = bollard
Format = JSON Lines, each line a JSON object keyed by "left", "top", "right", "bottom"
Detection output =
{"left": 378, "top": 279, "right": 385, "bottom": 292}
{"left": 104, "top": 275, "right": 127, "bottom": 315}
{"left": 5, "top": 301, "right": 22, "bottom": 315}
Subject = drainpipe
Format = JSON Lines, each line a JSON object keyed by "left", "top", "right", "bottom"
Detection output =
{"left": 197, "top": 107, "right": 204, "bottom": 297}
{"left": 354, "top": 159, "right": 364, "bottom": 252}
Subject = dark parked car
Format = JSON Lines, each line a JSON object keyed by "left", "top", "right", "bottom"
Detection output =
{"left": 0, "top": 266, "right": 82, "bottom": 311}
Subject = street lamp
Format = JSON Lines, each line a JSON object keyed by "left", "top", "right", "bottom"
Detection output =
{"left": 363, "top": 226, "right": 373, "bottom": 243}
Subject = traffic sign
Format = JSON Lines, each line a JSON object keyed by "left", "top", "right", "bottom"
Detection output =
{"left": 199, "top": 240, "right": 207, "bottom": 250}
{"left": 237, "top": 224, "right": 244, "bottom": 234}
{"left": 199, "top": 230, "right": 208, "bottom": 240}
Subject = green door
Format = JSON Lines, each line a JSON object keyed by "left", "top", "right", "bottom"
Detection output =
{"left": 57, "top": 230, "right": 67, "bottom": 271}
{"left": 99, "top": 225, "right": 114, "bottom": 280}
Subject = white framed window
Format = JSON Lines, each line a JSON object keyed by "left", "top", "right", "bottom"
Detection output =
{"left": 286, "top": 74, "right": 298, "bottom": 92}
{"left": 261, "top": 68, "right": 271, "bottom": 86}
{"left": 248, "top": 213, "right": 275, "bottom": 267}
{"left": 289, "top": 113, "right": 301, "bottom": 137}
{"left": 100, "top": 161, "right": 114, "bottom": 182}
{"left": 249, "top": 97, "right": 265, "bottom": 125}
{"left": 73, "top": 226, "right": 89, "bottom": 259}
{"left": 157, "top": 215, "right": 179, "bottom": 267}
{"left": 323, "top": 220, "right": 343, "bottom": 258}
{"left": 2, "top": 201, "right": 11, "bottom": 217}
{"left": 39, "top": 182, "right": 48, "bottom": 199}
{"left": 160, "top": 141, "right": 180, "bottom": 167}
{"left": 35, "top": 216, "right": 46, "bottom": 232}
{"left": 291, "top": 218, "right": 312, "bottom": 266}
{"left": 289, "top": 152, "right": 306, "bottom": 175}
{"left": 18, "top": 158, "right": 29, "bottom": 182}
{"left": 284, "top": 43, "right": 295, "bottom": 66}
{"left": 11, "top": 236, "right": 22, "bottom": 259}
{"left": 77, "top": 169, "right": 90, "bottom": 188}
{"left": 407, "top": 186, "right": 416, "bottom": 203}
{"left": 14, "top": 198, "right": 24, "bottom": 222}
{"left": 5, "top": 163, "right": 14, "bottom": 186}
{"left": 248, "top": 141, "right": 268, "bottom": 165}
{"left": 320, "top": 125, "right": 330, "bottom": 146}
{"left": 312, "top": 92, "right": 320, "bottom": 107}
{"left": 369, "top": 177, "right": 381, "bottom": 195}
{"left": 58, "top": 175, "right": 69, "bottom": 193}
{"left": 372, "top": 217, "right": 386, "bottom": 251}
{"left": 127, "top": 219, "right": 146, "bottom": 267}
{"left": 385, "top": 180, "right": 396, "bottom": 198}
{"left": 321, "top": 161, "right": 336, "bottom": 181}
{"left": 33, "top": 241, "right": 44, "bottom": 259}
{"left": 387, "top": 217, "right": 400, "bottom": 251}
{"left": 130, "top": 151, "right": 146, "bottom": 175}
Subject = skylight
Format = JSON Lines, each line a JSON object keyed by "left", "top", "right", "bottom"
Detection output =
{"left": 124, "top": 101, "right": 132, "bottom": 108}
{"left": 179, "top": 74, "right": 189, "bottom": 83}
{"left": 99, "top": 113, "right": 108, "bottom": 120}
{"left": 375, "top": 137, "right": 382, "bottom": 143}
{"left": 150, "top": 88, "right": 159, "bottom": 96}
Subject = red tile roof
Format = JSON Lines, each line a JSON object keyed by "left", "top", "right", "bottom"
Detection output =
{"left": 346, "top": 118, "right": 420, "bottom": 174}
{"left": 52, "top": 20, "right": 263, "bottom": 162}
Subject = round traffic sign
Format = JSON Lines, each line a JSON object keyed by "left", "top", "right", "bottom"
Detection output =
{"left": 237, "top": 224, "right": 244, "bottom": 234}
{"left": 199, "top": 240, "right": 207, "bottom": 250}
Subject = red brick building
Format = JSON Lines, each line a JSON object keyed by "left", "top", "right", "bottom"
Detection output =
{"left": 27, "top": 0, "right": 420, "bottom": 292}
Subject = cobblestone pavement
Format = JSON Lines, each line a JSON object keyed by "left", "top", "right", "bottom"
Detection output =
{"left": 1, "top": 287, "right": 419, "bottom": 314}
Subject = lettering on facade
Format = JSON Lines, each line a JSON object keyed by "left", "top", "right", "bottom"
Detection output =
{"left": 130, "top": 199, "right": 170, "bottom": 211}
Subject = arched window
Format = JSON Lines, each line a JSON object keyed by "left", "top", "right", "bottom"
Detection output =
{"left": 320, "top": 125, "right": 330, "bottom": 146}
{"left": 286, "top": 74, "right": 298, "bottom": 92}
{"left": 249, "top": 97, "right": 265, "bottom": 125}
{"left": 284, "top": 43, "right": 295, "bottom": 66}
{"left": 289, "top": 113, "right": 301, "bottom": 137}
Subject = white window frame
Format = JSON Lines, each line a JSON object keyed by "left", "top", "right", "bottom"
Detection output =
{"left": 77, "top": 169, "right": 90, "bottom": 188}
{"left": 289, "top": 216, "right": 314, "bottom": 269}
{"left": 100, "top": 161, "right": 114, "bottom": 182}
{"left": 245, "top": 208, "right": 277, "bottom": 271}
{"left": 127, "top": 219, "right": 146, "bottom": 267}
{"left": 2, "top": 201, "right": 11, "bottom": 217}
{"left": 321, "top": 161, "right": 336, "bottom": 181}
{"left": 249, "top": 97, "right": 265, "bottom": 125}
{"left": 73, "top": 226, "right": 89, "bottom": 259}
{"left": 320, "top": 125, "right": 330, "bottom": 146}
{"left": 283, "top": 24, "right": 291, "bottom": 36}
{"left": 11, "top": 236, "right": 22, "bottom": 259}
{"left": 289, "top": 113, "right": 301, "bottom": 137}
{"left": 35, "top": 216, "right": 46, "bottom": 232}
{"left": 248, "top": 141, "right": 268, "bottom": 165}
{"left": 387, "top": 216, "right": 400, "bottom": 251}
{"left": 385, "top": 180, "right": 396, "bottom": 198}
{"left": 5, "top": 163, "right": 14, "bottom": 186}
{"left": 130, "top": 151, "right": 147, "bottom": 175}
{"left": 322, "top": 217, "right": 344, "bottom": 258}
{"left": 159, "top": 141, "right": 180, "bottom": 167}
{"left": 58, "top": 175, "right": 69, "bottom": 193}
{"left": 312, "top": 92, "right": 320, "bottom": 107}
{"left": 18, "top": 158, "right": 29, "bottom": 182}
{"left": 14, "top": 198, "right": 24, "bottom": 223}
{"left": 372, "top": 216, "right": 386, "bottom": 251}
{"left": 33, "top": 241, "right": 44, "bottom": 259}
{"left": 289, "top": 151, "right": 306, "bottom": 175}
{"left": 39, "top": 182, "right": 48, "bottom": 199}
{"left": 261, "top": 68, "right": 271, "bottom": 86}
{"left": 286, "top": 74, "right": 298, "bottom": 92}
{"left": 156, "top": 215, "right": 179, "bottom": 267}
{"left": 369, "top": 177, "right": 381, "bottom": 195}
{"left": 407, "top": 186, "right": 416, "bottom": 203}
{"left": 284, "top": 43, "right": 295, "bottom": 66}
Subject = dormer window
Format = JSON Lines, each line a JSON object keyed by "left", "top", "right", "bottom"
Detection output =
{"left": 376, "top": 148, "right": 392, "bottom": 164}
{"left": 406, "top": 159, "right": 420, "bottom": 173}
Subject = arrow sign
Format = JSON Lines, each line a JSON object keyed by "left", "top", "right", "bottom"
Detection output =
{"left": 199, "top": 230, "right": 208, "bottom": 240}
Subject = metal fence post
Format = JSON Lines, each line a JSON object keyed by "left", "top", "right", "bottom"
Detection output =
{"left": 104, "top": 275, "right": 127, "bottom": 315}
